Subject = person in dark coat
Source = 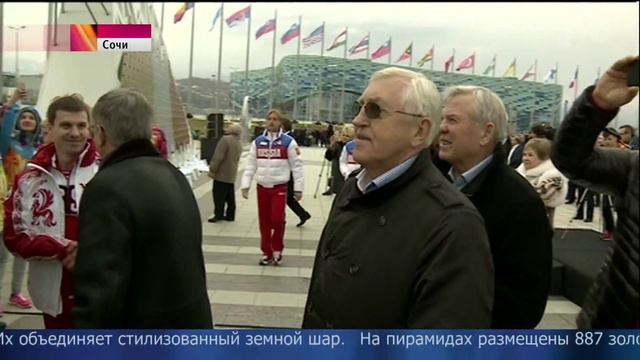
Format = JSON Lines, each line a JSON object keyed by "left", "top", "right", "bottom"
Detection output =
{"left": 551, "top": 55, "right": 639, "bottom": 329}
{"left": 73, "top": 88, "right": 212, "bottom": 329}
{"left": 438, "top": 85, "right": 553, "bottom": 329}
{"left": 281, "top": 117, "right": 311, "bottom": 227}
{"left": 303, "top": 67, "right": 494, "bottom": 329}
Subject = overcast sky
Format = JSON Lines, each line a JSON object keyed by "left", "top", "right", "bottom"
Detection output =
{"left": 2, "top": 2, "right": 639, "bottom": 124}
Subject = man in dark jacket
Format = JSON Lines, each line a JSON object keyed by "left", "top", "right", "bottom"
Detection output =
{"left": 551, "top": 55, "right": 639, "bottom": 329}
{"left": 438, "top": 85, "right": 553, "bottom": 329}
{"left": 73, "top": 88, "right": 212, "bottom": 329}
{"left": 303, "top": 67, "right": 494, "bottom": 329}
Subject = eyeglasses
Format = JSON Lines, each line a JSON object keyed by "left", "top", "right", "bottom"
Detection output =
{"left": 353, "top": 101, "right": 424, "bottom": 120}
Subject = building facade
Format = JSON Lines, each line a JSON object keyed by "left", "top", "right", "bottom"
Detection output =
{"left": 231, "top": 54, "right": 563, "bottom": 133}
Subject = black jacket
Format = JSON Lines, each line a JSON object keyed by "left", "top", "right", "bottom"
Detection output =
{"left": 456, "top": 145, "right": 553, "bottom": 329}
{"left": 303, "top": 149, "right": 494, "bottom": 329}
{"left": 73, "top": 139, "right": 213, "bottom": 329}
{"left": 551, "top": 86, "right": 639, "bottom": 329}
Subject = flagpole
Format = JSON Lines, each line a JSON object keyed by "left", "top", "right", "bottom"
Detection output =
{"left": 388, "top": 37, "right": 392, "bottom": 65}
{"left": 340, "top": 27, "right": 348, "bottom": 123}
{"left": 320, "top": 22, "right": 325, "bottom": 57}
{"left": 293, "top": 15, "right": 301, "bottom": 120}
{"left": 244, "top": 6, "right": 251, "bottom": 103}
{"left": 430, "top": 45, "right": 434, "bottom": 71}
{"left": 270, "top": 10, "right": 277, "bottom": 108}
{"left": 216, "top": 4, "right": 224, "bottom": 111}
{"left": 534, "top": 59, "right": 538, "bottom": 82}
{"left": 555, "top": 62, "right": 558, "bottom": 85}
{"left": 574, "top": 66, "right": 579, "bottom": 100}
{"left": 318, "top": 22, "right": 325, "bottom": 123}
{"left": 493, "top": 54, "right": 496, "bottom": 77}
{"left": 160, "top": 3, "right": 165, "bottom": 34}
{"left": 366, "top": 32, "right": 370, "bottom": 60}
{"left": 472, "top": 52, "right": 475, "bottom": 74}
{"left": 187, "top": 3, "right": 196, "bottom": 112}
{"left": 409, "top": 42, "right": 413, "bottom": 67}
{"left": 452, "top": 48, "right": 455, "bottom": 73}
{"left": 596, "top": 66, "right": 600, "bottom": 84}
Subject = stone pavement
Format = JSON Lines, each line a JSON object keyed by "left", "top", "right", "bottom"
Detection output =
{"left": 1, "top": 146, "right": 606, "bottom": 329}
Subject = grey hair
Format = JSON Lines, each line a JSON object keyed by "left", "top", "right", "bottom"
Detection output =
{"left": 92, "top": 88, "right": 153, "bottom": 148}
{"left": 369, "top": 67, "right": 441, "bottom": 146}
{"left": 442, "top": 85, "right": 508, "bottom": 143}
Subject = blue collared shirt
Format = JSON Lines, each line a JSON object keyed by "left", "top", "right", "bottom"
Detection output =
{"left": 356, "top": 155, "right": 418, "bottom": 194}
{"left": 448, "top": 154, "right": 494, "bottom": 190}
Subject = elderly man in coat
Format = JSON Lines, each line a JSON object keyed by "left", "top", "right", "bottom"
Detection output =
{"left": 73, "top": 88, "right": 212, "bottom": 329}
{"left": 438, "top": 85, "right": 553, "bottom": 329}
{"left": 303, "top": 67, "right": 494, "bottom": 329}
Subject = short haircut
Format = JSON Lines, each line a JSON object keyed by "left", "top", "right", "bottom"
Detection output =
{"left": 46, "top": 94, "right": 91, "bottom": 125}
{"left": 92, "top": 88, "right": 153, "bottom": 148}
{"left": 442, "top": 86, "right": 508, "bottom": 143}
{"left": 280, "top": 117, "right": 292, "bottom": 132}
{"left": 369, "top": 67, "right": 441, "bottom": 146}
{"left": 530, "top": 123, "right": 555, "bottom": 141}
{"left": 226, "top": 124, "right": 242, "bottom": 136}
{"left": 524, "top": 137, "right": 552, "bottom": 160}
{"left": 619, "top": 124, "right": 635, "bottom": 136}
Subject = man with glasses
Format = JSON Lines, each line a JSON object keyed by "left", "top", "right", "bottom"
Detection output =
{"left": 438, "top": 86, "right": 552, "bottom": 328}
{"left": 303, "top": 68, "right": 494, "bottom": 329}
{"left": 3, "top": 94, "right": 99, "bottom": 328}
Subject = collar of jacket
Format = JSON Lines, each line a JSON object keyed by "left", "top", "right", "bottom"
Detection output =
{"left": 30, "top": 139, "right": 99, "bottom": 169}
{"left": 100, "top": 139, "right": 160, "bottom": 170}
{"left": 458, "top": 143, "right": 507, "bottom": 197}
{"left": 336, "top": 148, "right": 432, "bottom": 208}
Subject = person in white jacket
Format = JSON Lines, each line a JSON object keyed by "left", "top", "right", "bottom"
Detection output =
{"left": 241, "top": 109, "right": 304, "bottom": 266}
{"left": 338, "top": 125, "right": 360, "bottom": 179}
{"left": 517, "top": 138, "right": 568, "bottom": 227}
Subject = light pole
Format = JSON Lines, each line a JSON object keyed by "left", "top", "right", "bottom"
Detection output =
{"left": 9, "top": 25, "right": 26, "bottom": 84}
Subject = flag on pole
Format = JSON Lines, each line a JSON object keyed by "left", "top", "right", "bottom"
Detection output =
{"left": 371, "top": 39, "right": 391, "bottom": 60}
{"left": 255, "top": 19, "right": 275, "bottom": 39}
{"left": 174, "top": 2, "right": 194, "bottom": 24}
{"left": 483, "top": 56, "right": 496, "bottom": 75}
{"left": 568, "top": 67, "right": 579, "bottom": 88}
{"left": 349, "top": 34, "right": 369, "bottom": 55}
{"left": 456, "top": 54, "right": 475, "bottom": 71}
{"left": 543, "top": 68, "right": 557, "bottom": 84}
{"left": 303, "top": 24, "right": 324, "bottom": 48}
{"left": 209, "top": 4, "right": 223, "bottom": 31}
{"left": 503, "top": 59, "right": 517, "bottom": 77}
{"left": 444, "top": 55, "right": 454, "bottom": 73}
{"left": 327, "top": 28, "right": 346, "bottom": 51}
{"left": 281, "top": 23, "right": 300, "bottom": 44}
{"left": 417, "top": 47, "right": 433, "bottom": 67}
{"left": 225, "top": 5, "right": 250, "bottom": 28}
{"left": 396, "top": 43, "right": 412, "bottom": 63}
{"left": 521, "top": 64, "right": 535, "bottom": 80}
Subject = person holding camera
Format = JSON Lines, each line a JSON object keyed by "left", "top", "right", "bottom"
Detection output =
{"left": 551, "top": 55, "right": 639, "bottom": 328}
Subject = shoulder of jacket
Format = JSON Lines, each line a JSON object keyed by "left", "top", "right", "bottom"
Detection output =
{"left": 420, "top": 171, "right": 471, "bottom": 210}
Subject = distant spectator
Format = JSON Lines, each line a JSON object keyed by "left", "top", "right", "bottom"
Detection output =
{"left": 151, "top": 127, "right": 169, "bottom": 160}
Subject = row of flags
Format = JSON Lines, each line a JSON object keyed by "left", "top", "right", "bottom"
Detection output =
{"left": 173, "top": 3, "right": 587, "bottom": 88}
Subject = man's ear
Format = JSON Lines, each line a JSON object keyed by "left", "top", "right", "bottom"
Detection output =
{"left": 412, "top": 117, "right": 432, "bottom": 147}
{"left": 479, "top": 122, "right": 496, "bottom": 146}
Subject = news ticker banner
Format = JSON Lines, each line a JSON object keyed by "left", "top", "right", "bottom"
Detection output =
{"left": 2, "top": 24, "right": 151, "bottom": 52}
{"left": 0, "top": 330, "right": 639, "bottom": 360}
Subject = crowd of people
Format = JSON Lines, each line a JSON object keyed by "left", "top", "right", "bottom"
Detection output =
{"left": 0, "top": 55, "right": 637, "bottom": 330}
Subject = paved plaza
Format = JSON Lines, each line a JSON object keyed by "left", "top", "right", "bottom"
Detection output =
{"left": 1, "top": 146, "right": 604, "bottom": 329}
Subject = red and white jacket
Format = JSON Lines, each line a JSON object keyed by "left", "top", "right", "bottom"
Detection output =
{"left": 3, "top": 141, "right": 100, "bottom": 316}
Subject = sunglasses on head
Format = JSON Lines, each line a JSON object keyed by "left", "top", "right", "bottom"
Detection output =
{"left": 353, "top": 101, "right": 424, "bottom": 119}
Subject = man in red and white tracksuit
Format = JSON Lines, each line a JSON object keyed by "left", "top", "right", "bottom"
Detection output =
{"left": 3, "top": 95, "right": 99, "bottom": 328}
{"left": 241, "top": 110, "right": 304, "bottom": 266}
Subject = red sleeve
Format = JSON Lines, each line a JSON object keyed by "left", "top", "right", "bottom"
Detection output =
{"left": 3, "top": 174, "right": 68, "bottom": 260}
